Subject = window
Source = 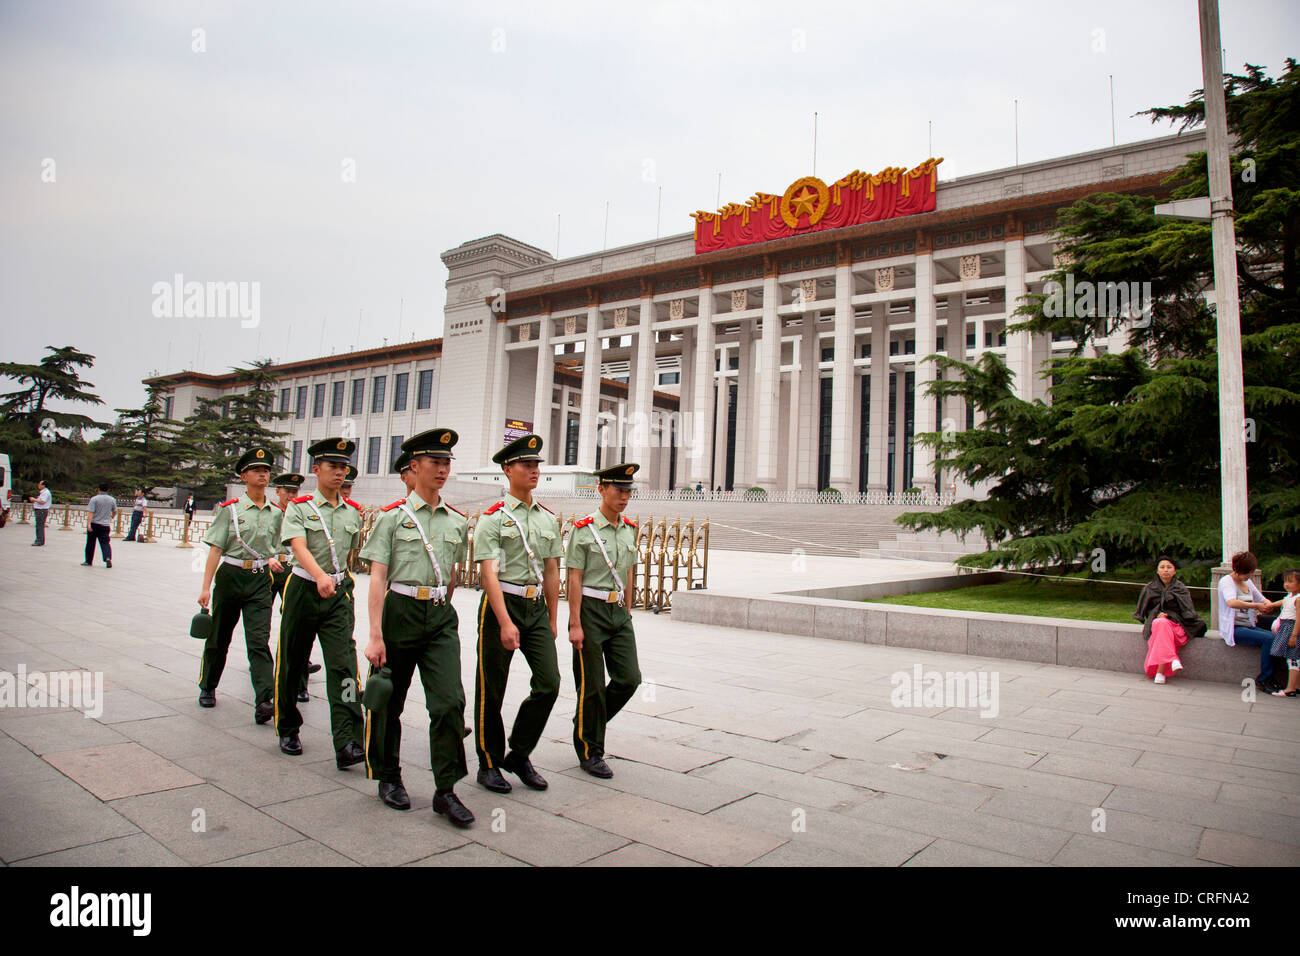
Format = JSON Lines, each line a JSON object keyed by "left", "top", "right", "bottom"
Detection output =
{"left": 312, "top": 383, "right": 325, "bottom": 418}
{"left": 295, "top": 386, "right": 307, "bottom": 420}
{"left": 727, "top": 355, "right": 739, "bottom": 370}
{"left": 367, "top": 437, "right": 381, "bottom": 474}
{"left": 389, "top": 435, "right": 404, "bottom": 471}
{"left": 890, "top": 341, "right": 899, "bottom": 356}
{"left": 393, "top": 372, "right": 409, "bottom": 412}
{"left": 966, "top": 332, "right": 977, "bottom": 350}
{"left": 350, "top": 379, "right": 364, "bottom": 415}
{"left": 371, "top": 375, "right": 386, "bottom": 413}
{"left": 904, "top": 339, "right": 915, "bottom": 355}
{"left": 279, "top": 387, "right": 291, "bottom": 413}
{"left": 163, "top": 396, "right": 174, "bottom": 419}
{"left": 657, "top": 371, "right": 679, "bottom": 386}
{"left": 291, "top": 440, "right": 302, "bottom": 473}
{"left": 331, "top": 381, "right": 345, "bottom": 417}
{"left": 935, "top": 336, "right": 945, "bottom": 352}
{"left": 821, "top": 346, "right": 834, "bottom": 363}
{"left": 417, "top": 369, "right": 433, "bottom": 409}
{"left": 859, "top": 344, "right": 871, "bottom": 359}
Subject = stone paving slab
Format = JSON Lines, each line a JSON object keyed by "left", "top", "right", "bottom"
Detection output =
{"left": 2, "top": 529, "right": 1298, "bottom": 866}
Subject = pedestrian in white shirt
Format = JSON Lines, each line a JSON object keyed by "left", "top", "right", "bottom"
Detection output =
{"left": 31, "top": 480, "right": 52, "bottom": 546}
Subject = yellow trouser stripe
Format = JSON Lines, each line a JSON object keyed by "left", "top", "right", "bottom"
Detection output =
{"left": 272, "top": 573, "right": 292, "bottom": 729}
{"left": 476, "top": 595, "right": 491, "bottom": 768}
{"left": 577, "top": 643, "right": 588, "bottom": 761}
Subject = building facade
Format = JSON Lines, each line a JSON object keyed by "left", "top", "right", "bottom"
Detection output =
{"left": 149, "top": 131, "right": 1205, "bottom": 500}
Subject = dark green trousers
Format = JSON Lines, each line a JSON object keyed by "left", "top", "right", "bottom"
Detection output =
{"left": 274, "top": 572, "right": 363, "bottom": 750}
{"left": 271, "top": 568, "right": 310, "bottom": 695}
{"left": 572, "top": 600, "right": 641, "bottom": 762}
{"left": 364, "top": 592, "right": 468, "bottom": 790}
{"left": 474, "top": 591, "right": 560, "bottom": 769}
{"left": 199, "top": 562, "right": 274, "bottom": 703}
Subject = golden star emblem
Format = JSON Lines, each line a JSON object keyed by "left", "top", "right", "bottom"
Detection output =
{"left": 790, "top": 186, "right": 818, "bottom": 218}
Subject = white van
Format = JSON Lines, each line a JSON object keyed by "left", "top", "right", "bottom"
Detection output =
{"left": 0, "top": 453, "right": 12, "bottom": 525}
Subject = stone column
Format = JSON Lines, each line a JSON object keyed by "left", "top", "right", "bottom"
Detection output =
{"left": 911, "top": 251, "right": 937, "bottom": 487}
{"left": 531, "top": 313, "right": 553, "bottom": 448}
{"left": 893, "top": 366, "right": 908, "bottom": 492}
{"left": 577, "top": 303, "right": 601, "bottom": 470}
{"left": 867, "top": 303, "right": 890, "bottom": 491}
{"left": 754, "top": 271, "right": 781, "bottom": 490}
{"left": 487, "top": 323, "right": 509, "bottom": 457}
{"left": 735, "top": 325, "right": 753, "bottom": 487}
{"left": 687, "top": 284, "right": 715, "bottom": 487}
{"left": 629, "top": 292, "right": 655, "bottom": 462}
{"left": 829, "top": 260, "right": 854, "bottom": 492}
{"left": 944, "top": 292, "right": 967, "bottom": 439}
{"left": 1005, "top": 237, "right": 1033, "bottom": 400}
{"left": 713, "top": 354, "right": 729, "bottom": 490}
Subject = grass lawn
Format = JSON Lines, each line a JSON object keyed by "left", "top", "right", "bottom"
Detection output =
{"left": 868, "top": 579, "right": 1209, "bottom": 624}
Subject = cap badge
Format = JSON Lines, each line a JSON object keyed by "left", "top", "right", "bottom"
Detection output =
{"left": 255, "top": 449, "right": 265, "bottom": 459}
{"left": 336, "top": 440, "right": 346, "bottom": 451}
{"left": 440, "top": 432, "right": 451, "bottom": 443}
{"left": 527, "top": 437, "right": 537, "bottom": 449}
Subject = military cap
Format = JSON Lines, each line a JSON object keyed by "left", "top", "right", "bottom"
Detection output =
{"left": 235, "top": 447, "right": 273, "bottom": 473}
{"left": 272, "top": 472, "right": 305, "bottom": 489}
{"left": 393, "top": 450, "right": 412, "bottom": 474}
{"left": 402, "top": 428, "right": 457, "bottom": 460}
{"left": 343, "top": 464, "right": 358, "bottom": 483}
{"left": 594, "top": 462, "right": 639, "bottom": 486}
{"left": 308, "top": 437, "right": 355, "bottom": 463}
{"left": 492, "top": 433, "right": 544, "bottom": 466}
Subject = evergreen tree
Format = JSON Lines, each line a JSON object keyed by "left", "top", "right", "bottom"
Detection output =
{"left": 85, "top": 383, "right": 184, "bottom": 498}
{"left": 0, "top": 346, "right": 107, "bottom": 491}
{"left": 900, "top": 60, "right": 1300, "bottom": 586}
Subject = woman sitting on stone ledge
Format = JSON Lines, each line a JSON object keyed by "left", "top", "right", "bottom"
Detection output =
{"left": 1217, "top": 550, "right": 1281, "bottom": 692}
{"left": 1134, "top": 557, "right": 1207, "bottom": 684}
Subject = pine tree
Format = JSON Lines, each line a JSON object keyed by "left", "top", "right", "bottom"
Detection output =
{"left": 900, "top": 60, "right": 1300, "bottom": 586}
{"left": 85, "top": 383, "right": 184, "bottom": 498}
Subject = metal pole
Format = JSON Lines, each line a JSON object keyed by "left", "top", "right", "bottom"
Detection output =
{"left": 1199, "top": 0, "right": 1249, "bottom": 564}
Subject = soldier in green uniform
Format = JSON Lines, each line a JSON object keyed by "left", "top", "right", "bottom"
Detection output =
{"left": 274, "top": 438, "right": 366, "bottom": 768}
{"left": 394, "top": 451, "right": 415, "bottom": 496}
{"left": 472, "top": 434, "right": 562, "bottom": 793}
{"left": 196, "top": 447, "right": 285, "bottom": 724}
{"left": 270, "top": 471, "right": 319, "bottom": 700}
{"left": 567, "top": 463, "right": 642, "bottom": 778}
{"left": 360, "top": 428, "right": 475, "bottom": 826}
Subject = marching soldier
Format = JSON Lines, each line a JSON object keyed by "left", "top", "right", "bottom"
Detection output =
{"left": 395, "top": 451, "right": 415, "bottom": 496}
{"left": 270, "top": 471, "right": 319, "bottom": 701}
{"left": 196, "top": 448, "right": 284, "bottom": 724}
{"left": 360, "top": 429, "right": 475, "bottom": 826}
{"left": 342, "top": 464, "right": 363, "bottom": 572}
{"left": 274, "top": 438, "right": 366, "bottom": 768}
{"left": 472, "top": 434, "right": 562, "bottom": 793}
{"left": 567, "top": 463, "right": 642, "bottom": 778}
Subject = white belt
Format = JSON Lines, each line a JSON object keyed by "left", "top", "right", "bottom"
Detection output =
{"left": 222, "top": 555, "right": 268, "bottom": 571}
{"left": 292, "top": 565, "right": 345, "bottom": 585}
{"left": 500, "top": 581, "right": 543, "bottom": 600}
{"left": 390, "top": 583, "right": 448, "bottom": 603}
{"left": 582, "top": 587, "right": 623, "bottom": 604}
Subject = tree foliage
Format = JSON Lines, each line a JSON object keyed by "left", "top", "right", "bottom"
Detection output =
{"left": 901, "top": 60, "right": 1300, "bottom": 586}
{"left": 0, "top": 346, "right": 107, "bottom": 490}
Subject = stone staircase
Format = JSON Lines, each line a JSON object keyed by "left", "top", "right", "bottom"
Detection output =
{"left": 874, "top": 528, "right": 986, "bottom": 563}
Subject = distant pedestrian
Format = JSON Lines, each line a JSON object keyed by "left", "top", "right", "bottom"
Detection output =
{"left": 126, "top": 488, "right": 147, "bottom": 541}
{"left": 31, "top": 480, "right": 52, "bottom": 546}
{"left": 184, "top": 495, "right": 196, "bottom": 520}
{"left": 83, "top": 483, "right": 116, "bottom": 568}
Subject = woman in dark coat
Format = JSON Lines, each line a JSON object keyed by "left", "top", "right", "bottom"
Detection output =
{"left": 1133, "top": 556, "right": 1207, "bottom": 683}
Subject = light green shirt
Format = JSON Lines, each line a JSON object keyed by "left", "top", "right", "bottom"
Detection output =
{"left": 564, "top": 510, "right": 637, "bottom": 591}
{"left": 203, "top": 493, "right": 282, "bottom": 560}
{"left": 473, "top": 492, "right": 562, "bottom": 585}
{"left": 280, "top": 491, "right": 361, "bottom": 574}
{"left": 359, "top": 490, "right": 468, "bottom": 587}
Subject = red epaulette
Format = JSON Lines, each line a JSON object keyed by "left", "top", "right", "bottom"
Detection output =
{"left": 291, "top": 494, "right": 313, "bottom": 503}
{"left": 445, "top": 502, "right": 466, "bottom": 517}
{"left": 537, "top": 502, "right": 555, "bottom": 514}
{"left": 381, "top": 498, "right": 407, "bottom": 512}
{"left": 218, "top": 498, "right": 238, "bottom": 507}
{"left": 573, "top": 516, "right": 594, "bottom": 528}
{"left": 483, "top": 501, "right": 505, "bottom": 515}
{"left": 344, "top": 497, "right": 361, "bottom": 510}
{"left": 623, "top": 517, "right": 637, "bottom": 528}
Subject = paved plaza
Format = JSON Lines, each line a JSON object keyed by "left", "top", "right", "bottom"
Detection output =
{"left": 1, "top": 524, "right": 1298, "bottom": 867}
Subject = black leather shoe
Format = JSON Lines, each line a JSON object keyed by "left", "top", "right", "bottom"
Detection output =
{"left": 307, "top": 662, "right": 322, "bottom": 674}
{"left": 105, "top": 560, "right": 111, "bottom": 568}
{"left": 502, "top": 751, "right": 548, "bottom": 790}
{"left": 476, "top": 766, "right": 512, "bottom": 793}
{"left": 297, "top": 689, "right": 310, "bottom": 702}
{"left": 198, "top": 689, "right": 216, "bottom": 708}
{"left": 580, "top": 756, "right": 613, "bottom": 779}
{"left": 379, "top": 781, "right": 410, "bottom": 811}
{"left": 254, "top": 700, "right": 274, "bottom": 724}
{"left": 432, "top": 790, "right": 475, "bottom": 827}
{"left": 336, "top": 741, "right": 365, "bottom": 770}
{"left": 80, "top": 561, "right": 92, "bottom": 567}
{"left": 279, "top": 733, "right": 302, "bottom": 755}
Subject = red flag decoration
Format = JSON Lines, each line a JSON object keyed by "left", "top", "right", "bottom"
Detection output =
{"left": 691, "top": 158, "right": 943, "bottom": 254}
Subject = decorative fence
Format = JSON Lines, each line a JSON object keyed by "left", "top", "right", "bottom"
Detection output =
{"left": 564, "top": 488, "right": 957, "bottom": 507}
{"left": 12, "top": 501, "right": 710, "bottom": 613}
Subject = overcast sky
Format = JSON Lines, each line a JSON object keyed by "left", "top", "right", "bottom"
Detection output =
{"left": 2, "top": 0, "right": 1295, "bottom": 429}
